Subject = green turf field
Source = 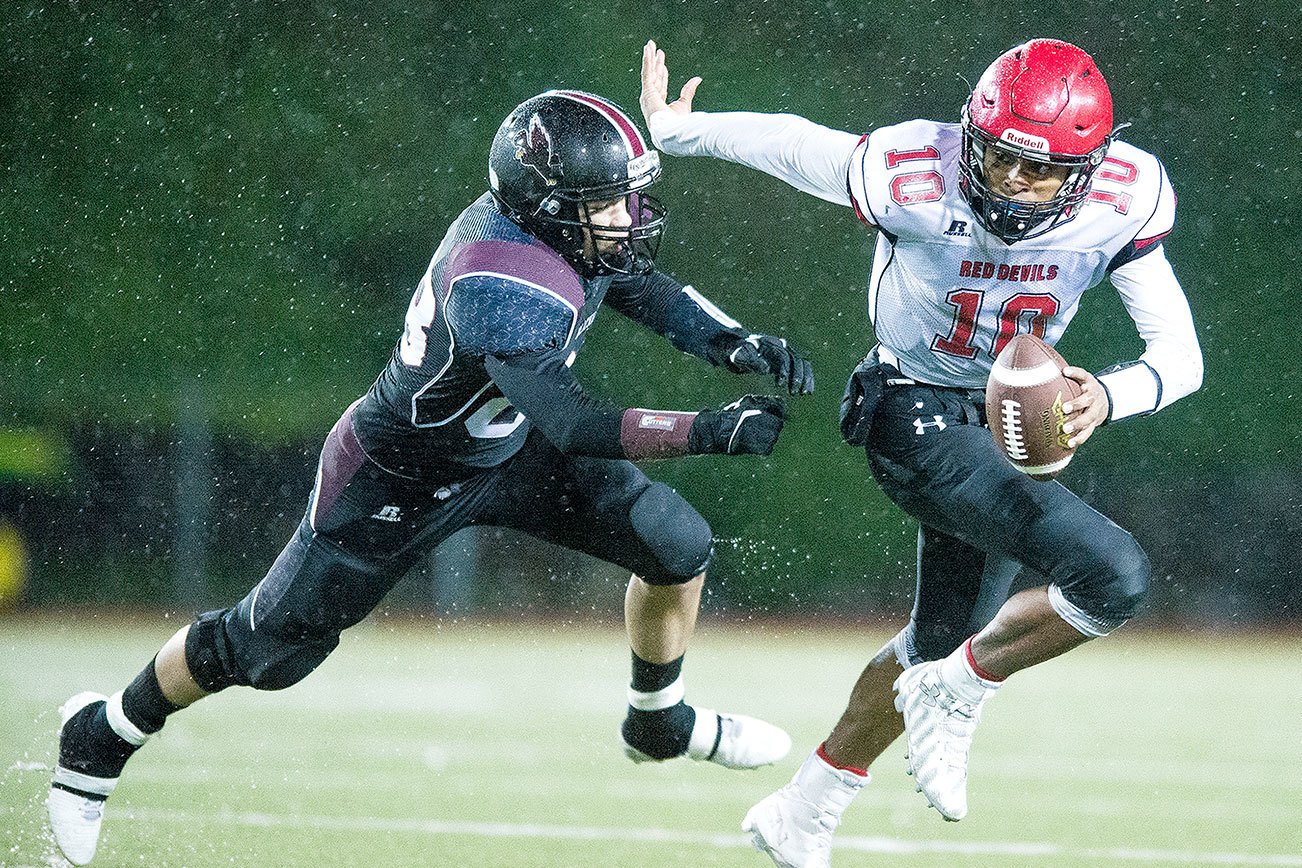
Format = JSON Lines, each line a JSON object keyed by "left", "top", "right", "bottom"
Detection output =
{"left": 2, "top": 614, "right": 1300, "bottom": 867}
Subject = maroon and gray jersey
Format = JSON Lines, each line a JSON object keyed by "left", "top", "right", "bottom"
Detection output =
{"left": 353, "top": 194, "right": 750, "bottom": 478}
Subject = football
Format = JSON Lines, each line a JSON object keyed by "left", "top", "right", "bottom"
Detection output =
{"left": 986, "top": 334, "right": 1082, "bottom": 481}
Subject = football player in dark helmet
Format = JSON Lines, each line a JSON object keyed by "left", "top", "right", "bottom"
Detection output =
{"left": 642, "top": 37, "right": 1201, "bottom": 866}
{"left": 489, "top": 90, "right": 668, "bottom": 276}
{"left": 46, "top": 89, "right": 814, "bottom": 865}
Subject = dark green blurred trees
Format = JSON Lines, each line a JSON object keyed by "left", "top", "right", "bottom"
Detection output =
{"left": 3, "top": 1, "right": 1298, "bottom": 610}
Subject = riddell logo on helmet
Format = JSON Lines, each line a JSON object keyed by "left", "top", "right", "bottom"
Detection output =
{"left": 1000, "top": 129, "right": 1051, "bottom": 152}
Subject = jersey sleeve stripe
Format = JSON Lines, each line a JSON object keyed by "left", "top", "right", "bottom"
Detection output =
{"left": 848, "top": 133, "right": 882, "bottom": 227}
{"left": 1133, "top": 229, "right": 1172, "bottom": 251}
{"left": 846, "top": 133, "right": 872, "bottom": 225}
{"left": 446, "top": 240, "right": 585, "bottom": 312}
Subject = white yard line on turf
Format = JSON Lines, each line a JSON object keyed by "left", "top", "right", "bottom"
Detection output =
{"left": 121, "top": 808, "right": 1302, "bottom": 866}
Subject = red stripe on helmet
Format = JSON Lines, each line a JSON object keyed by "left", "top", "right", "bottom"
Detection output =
{"left": 555, "top": 90, "right": 646, "bottom": 157}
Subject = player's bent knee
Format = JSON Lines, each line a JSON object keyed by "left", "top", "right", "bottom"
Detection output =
{"left": 241, "top": 636, "right": 340, "bottom": 690}
{"left": 185, "top": 607, "right": 342, "bottom": 693}
{"left": 1105, "top": 537, "right": 1152, "bottom": 621}
{"left": 629, "top": 482, "right": 713, "bottom": 585}
{"left": 185, "top": 608, "right": 249, "bottom": 693}
{"left": 1052, "top": 533, "right": 1151, "bottom": 636}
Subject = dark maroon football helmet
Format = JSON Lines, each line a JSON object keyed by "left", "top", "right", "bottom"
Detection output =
{"left": 489, "top": 90, "right": 667, "bottom": 276}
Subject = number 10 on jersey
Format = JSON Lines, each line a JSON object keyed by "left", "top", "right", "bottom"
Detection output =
{"left": 932, "top": 289, "right": 1061, "bottom": 359}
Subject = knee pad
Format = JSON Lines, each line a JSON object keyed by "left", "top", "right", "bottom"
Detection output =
{"left": 629, "top": 482, "right": 713, "bottom": 585}
{"left": 185, "top": 608, "right": 248, "bottom": 693}
{"left": 186, "top": 606, "right": 341, "bottom": 693}
{"left": 1051, "top": 531, "right": 1151, "bottom": 636}
{"left": 239, "top": 635, "right": 340, "bottom": 691}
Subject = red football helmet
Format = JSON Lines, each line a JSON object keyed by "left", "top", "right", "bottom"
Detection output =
{"left": 959, "top": 39, "right": 1121, "bottom": 242}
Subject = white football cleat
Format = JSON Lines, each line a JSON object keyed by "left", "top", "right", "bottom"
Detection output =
{"left": 893, "top": 661, "right": 991, "bottom": 821}
{"left": 742, "top": 750, "right": 867, "bottom": 868}
{"left": 686, "top": 707, "right": 791, "bottom": 769}
{"left": 622, "top": 706, "right": 791, "bottom": 769}
{"left": 48, "top": 692, "right": 119, "bottom": 866}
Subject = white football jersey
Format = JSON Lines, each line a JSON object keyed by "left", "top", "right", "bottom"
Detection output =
{"left": 847, "top": 120, "right": 1176, "bottom": 389}
{"left": 648, "top": 106, "right": 1200, "bottom": 419}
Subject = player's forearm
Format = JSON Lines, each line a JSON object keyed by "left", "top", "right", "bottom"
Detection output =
{"left": 484, "top": 352, "right": 701, "bottom": 460}
{"left": 1100, "top": 247, "right": 1204, "bottom": 421}
{"left": 1096, "top": 339, "right": 1203, "bottom": 422}
{"left": 611, "top": 270, "right": 748, "bottom": 362}
{"left": 647, "top": 108, "right": 859, "bottom": 206}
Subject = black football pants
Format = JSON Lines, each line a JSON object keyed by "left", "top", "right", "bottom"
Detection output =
{"left": 187, "top": 405, "right": 712, "bottom": 692}
{"left": 864, "top": 372, "right": 1150, "bottom": 663}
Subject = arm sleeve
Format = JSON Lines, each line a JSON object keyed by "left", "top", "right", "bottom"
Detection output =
{"left": 648, "top": 108, "right": 861, "bottom": 207}
{"left": 606, "top": 269, "right": 747, "bottom": 363}
{"left": 485, "top": 350, "right": 698, "bottom": 460}
{"left": 1095, "top": 246, "right": 1203, "bottom": 421}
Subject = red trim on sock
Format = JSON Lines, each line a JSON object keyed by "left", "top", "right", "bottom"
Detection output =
{"left": 964, "top": 638, "right": 1005, "bottom": 683}
{"left": 816, "top": 742, "right": 868, "bottom": 777}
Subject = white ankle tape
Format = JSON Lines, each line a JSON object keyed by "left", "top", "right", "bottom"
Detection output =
{"left": 627, "top": 675, "right": 685, "bottom": 711}
{"left": 105, "top": 691, "right": 150, "bottom": 747}
{"left": 686, "top": 706, "right": 719, "bottom": 759}
{"left": 53, "top": 765, "right": 119, "bottom": 797}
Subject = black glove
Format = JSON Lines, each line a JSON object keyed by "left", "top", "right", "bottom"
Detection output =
{"left": 717, "top": 333, "right": 815, "bottom": 395}
{"left": 688, "top": 395, "right": 787, "bottom": 456}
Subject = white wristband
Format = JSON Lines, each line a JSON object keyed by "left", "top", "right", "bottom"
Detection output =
{"left": 1097, "top": 361, "right": 1161, "bottom": 422}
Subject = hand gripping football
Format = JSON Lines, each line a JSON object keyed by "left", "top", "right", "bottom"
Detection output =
{"left": 986, "top": 334, "right": 1082, "bottom": 481}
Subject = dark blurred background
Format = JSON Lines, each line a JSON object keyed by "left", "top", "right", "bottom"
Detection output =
{"left": 2, "top": 1, "right": 1298, "bottom": 627}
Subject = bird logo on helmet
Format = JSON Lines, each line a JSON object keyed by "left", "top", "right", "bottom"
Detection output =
{"left": 489, "top": 90, "right": 669, "bottom": 276}
{"left": 958, "top": 39, "right": 1128, "bottom": 243}
{"left": 514, "top": 113, "right": 562, "bottom": 189}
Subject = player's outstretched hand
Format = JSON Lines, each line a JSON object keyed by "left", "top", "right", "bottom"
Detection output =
{"left": 1061, "top": 366, "right": 1108, "bottom": 448}
{"left": 640, "top": 39, "right": 701, "bottom": 125}
{"left": 689, "top": 395, "right": 787, "bottom": 456}
{"left": 722, "top": 333, "right": 815, "bottom": 395}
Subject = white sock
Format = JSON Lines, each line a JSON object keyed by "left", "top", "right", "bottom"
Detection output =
{"left": 937, "top": 641, "right": 1001, "bottom": 705}
{"left": 791, "top": 749, "right": 868, "bottom": 818}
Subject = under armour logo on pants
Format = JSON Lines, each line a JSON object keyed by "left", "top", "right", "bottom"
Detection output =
{"left": 914, "top": 416, "right": 947, "bottom": 435}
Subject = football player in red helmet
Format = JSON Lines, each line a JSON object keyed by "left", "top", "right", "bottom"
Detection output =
{"left": 959, "top": 39, "right": 1123, "bottom": 242}
{"left": 643, "top": 37, "right": 1201, "bottom": 866}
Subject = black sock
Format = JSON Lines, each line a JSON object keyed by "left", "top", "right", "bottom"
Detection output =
{"left": 121, "top": 659, "right": 181, "bottom": 735}
{"left": 630, "top": 652, "right": 683, "bottom": 693}
{"left": 58, "top": 702, "right": 138, "bottom": 784}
